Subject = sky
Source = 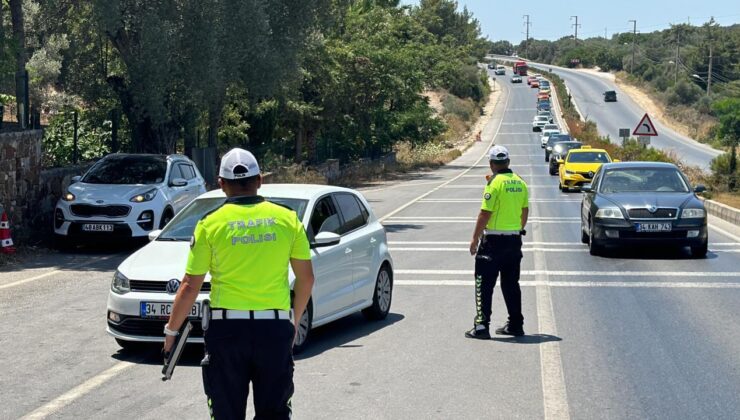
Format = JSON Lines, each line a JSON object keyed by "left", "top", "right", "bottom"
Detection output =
{"left": 400, "top": 0, "right": 739, "bottom": 43}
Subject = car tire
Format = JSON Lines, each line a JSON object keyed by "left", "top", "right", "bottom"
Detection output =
{"left": 588, "top": 220, "right": 604, "bottom": 256}
{"left": 581, "top": 220, "right": 590, "bottom": 244}
{"left": 159, "top": 208, "right": 174, "bottom": 229}
{"left": 293, "top": 299, "right": 313, "bottom": 355}
{"left": 545, "top": 152, "right": 550, "bottom": 162}
{"left": 362, "top": 264, "right": 393, "bottom": 321}
{"left": 549, "top": 166, "right": 558, "bottom": 176}
{"left": 690, "top": 240, "right": 708, "bottom": 259}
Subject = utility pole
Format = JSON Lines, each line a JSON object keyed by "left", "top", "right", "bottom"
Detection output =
{"left": 674, "top": 27, "right": 680, "bottom": 84}
{"left": 707, "top": 43, "right": 713, "bottom": 95}
{"left": 571, "top": 16, "right": 581, "bottom": 41}
{"left": 629, "top": 20, "right": 637, "bottom": 73}
{"left": 523, "top": 15, "right": 531, "bottom": 58}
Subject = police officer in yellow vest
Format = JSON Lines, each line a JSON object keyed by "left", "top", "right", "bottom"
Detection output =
{"left": 466, "top": 145, "right": 529, "bottom": 339}
{"left": 164, "top": 148, "right": 315, "bottom": 419}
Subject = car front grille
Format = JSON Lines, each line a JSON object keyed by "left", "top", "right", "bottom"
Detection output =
{"left": 71, "top": 204, "right": 131, "bottom": 218}
{"left": 576, "top": 171, "right": 595, "bottom": 179}
{"left": 129, "top": 280, "right": 211, "bottom": 293}
{"left": 628, "top": 208, "right": 678, "bottom": 219}
{"left": 109, "top": 318, "right": 204, "bottom": 338}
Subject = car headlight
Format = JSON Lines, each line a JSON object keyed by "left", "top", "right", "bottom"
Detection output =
{"left": 130, "top": 188, "right": 158, "bottom": 203}
{"left": 565, "top": 170, "right": 575, "bottom": 175}
{"left": 595, "top": 207, "right": 624, "bottom": 219}
{"left": 62, "top": 192, "right": 75, "bottom": 201}
{"left": 681, "top": 208, "right": 706, "bottom": 218}
{"left": 111, "top": 270, "right": 130, "bottom": 294}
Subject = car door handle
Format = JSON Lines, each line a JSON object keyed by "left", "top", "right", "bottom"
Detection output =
{"left": 370, "top": 237, "right": 377, "bottom": 244}
{"left": 345, "top": 248, "right": 352, "bottom": 254}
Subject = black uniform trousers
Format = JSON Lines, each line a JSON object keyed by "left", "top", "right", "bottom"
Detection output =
{"left": 202, "top": 318, "right": 295, "bottom": 419}
{"left": 474, "top": 234, "right": 524, "bottom": 328}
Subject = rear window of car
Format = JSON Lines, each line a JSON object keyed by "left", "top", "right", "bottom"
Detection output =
{"left": 567, "top": 152, "right": 610, "bottom": 163}
{"left": 83, "top": 155, "right": 167, "bottom": 185}
{"left": 157, "top": 197, "right": 308, "bottom": 241}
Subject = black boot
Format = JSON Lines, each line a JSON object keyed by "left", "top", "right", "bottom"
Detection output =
{"left": 495, "top": 322, "right": 524, "bottom": 336}
{"left": 465, "top": 324, "right": 491, "bottom": 340}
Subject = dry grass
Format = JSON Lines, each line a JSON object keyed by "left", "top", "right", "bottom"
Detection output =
{"left": 712, "top": 193, "right": 740, "bottom": 209}
{"left": 265, "top": 164, "right": 327, "bottom": 185}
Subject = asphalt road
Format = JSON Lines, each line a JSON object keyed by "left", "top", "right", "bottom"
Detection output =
{"left": 2, "top": 80, "right": 740, "bottom": 419}
{"left": 491, "top": 55, "right": 722, "bottom": 169}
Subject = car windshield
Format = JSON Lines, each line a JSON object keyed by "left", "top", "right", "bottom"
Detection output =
{"left": 536, "top": 116, "right": 549, "bottom": 122}
{"left": 567, "top": 152, "right": 610, "bottom": 163}
{"left": 599, "top": 168, "right": 689, "bottom": 193}
{"left": 553, "top": 142, "right": 581, "bottom": 153}
{"left": 550, "top": 135, "right": 572, "bottom": 143}
{"left": 82, "top": 155, "right": 167, "bottom": 185}
{"left": 543, "top": 124, "right": 558, "bottom": 130}
{"left": 157, "top": 196, "right": 309, "bottom": 241}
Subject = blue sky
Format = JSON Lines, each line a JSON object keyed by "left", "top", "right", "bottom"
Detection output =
{"left": 400, "top": 1, "right": 739, "bottom": 42}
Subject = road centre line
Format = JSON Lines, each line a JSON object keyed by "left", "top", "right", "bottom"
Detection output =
{"left": 0, "top": 254, "right": 121, "bottom": 291}
{"left": 21, "top": 361, "right": 135, "bottom": 419}
{"left": 377, "top": 85, "right": 511, "bottom": 222}
{"left": 441, "top": 184, "right": 556, "bottom": 189}
{"left": 394, "top": 280, "right": 740, "bottom": 289}
{"left": 396, "top": 269, "right": 740, "bottom": 277}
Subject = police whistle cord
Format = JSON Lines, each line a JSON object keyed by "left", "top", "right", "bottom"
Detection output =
{"left": 0, "top": 211, "right": 16, "bottom": 254}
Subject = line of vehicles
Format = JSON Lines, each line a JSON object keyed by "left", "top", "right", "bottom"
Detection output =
{"left": 518, "top": 71, "right": 709, "bottom": 258}
{"left": 53, "top": 153, "right": 394, "bottom": 353}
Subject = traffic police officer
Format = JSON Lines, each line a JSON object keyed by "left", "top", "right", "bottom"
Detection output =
{"left": 164, "top": 148, "right": 315, "bottom": 419}
{"left": 466, "top": 145, "right": 529, "bottom": 339}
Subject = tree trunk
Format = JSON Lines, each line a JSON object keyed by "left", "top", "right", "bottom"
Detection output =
{"left": 295, "top": 118, "right": 304, "bottom": 163}
{"left": 207, "top": 100, "right": 223, "bottom": 149}
{"left": 9, "top": 0, "right": 25, "bottom": 124}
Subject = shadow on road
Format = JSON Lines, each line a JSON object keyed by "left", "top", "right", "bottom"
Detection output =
{"left": 382, "top": 224, "right": 424, "bottom": 233}
{"left": 491, "top": 333, "right": 562, "bottom": 344}
{"left": 112, "top": 342, "right": 206, "bottom": 367}
{"left": 296, "top": 312, "right": 404, "bottom": 360}
{"left": 596, "top": 246, "right": 718, "bottom": 261}
{"left": 0, "top": 240, "right": 145, "bottom": 274}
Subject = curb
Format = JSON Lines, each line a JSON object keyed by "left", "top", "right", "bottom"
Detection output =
{"left": 702, "top": 199, "right": 740, "bottom": 226}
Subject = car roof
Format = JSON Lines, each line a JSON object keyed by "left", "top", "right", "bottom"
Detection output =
{"left": 570, "top": 148, "right": 607, "bottom": 153}
{"left": 197, "top": 184, "right": 356, "bottom": 201}
{"left": 601, "top": 161, "right": 678, "bottom": 170}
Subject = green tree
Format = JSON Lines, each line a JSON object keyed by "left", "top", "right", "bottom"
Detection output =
{"left": 712, "top": 98, "right": 740, "bottom": 190}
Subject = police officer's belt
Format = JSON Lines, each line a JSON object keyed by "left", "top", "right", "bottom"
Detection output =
{"left": 484, "top": 230, "right": 521, "bottom": 236}
{"left": 211, "top": 309, "right": 291, "bottom": 321}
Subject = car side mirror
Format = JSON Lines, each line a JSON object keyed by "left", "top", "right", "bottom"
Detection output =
{"left": 71, "top": 175, "right": 82, "bottom": 184}
{"left": 311, "top": 231, "right": 341, "bottom": 248}
{"left": 170, "top": 178, "right": 188, "bottom": 187}
{"left": 148, "top": 229, "right": 162, "bottom": 241}
{"left": 694, "top": 185, "right": 706, "bottom": 193}
{"left": 557, "top": 159, "right": 565, "bottom": 165}
{"left": 581, "top": 184, "right": 593, "bottom": 193}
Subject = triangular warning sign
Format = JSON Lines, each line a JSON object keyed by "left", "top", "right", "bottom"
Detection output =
{"left": 633, "top": 113, "right": 658, "bottom": 136}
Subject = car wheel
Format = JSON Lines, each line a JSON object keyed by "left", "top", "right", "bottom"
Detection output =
{"left": 293, "top": 300, "right": 313, "bottom": 354}
{"left": 690, "top": 240, "right": 708, "bottom": 259}
{"left": 588, "top": 220, "right": 604, "bottom": 256}
{"left": 549, "top": 166, "right": 558, "bottom": 176}
{"left": 545, "top": 152, "right": 550, "bottom": 162}
{"left": 159, "top": 208, "right": 174, "bottom": 229}
{"left": 581, "top": 219, "right": 590, "bottom": 244}
{"left": 362, "top": 264, "right": 393, "bottom": 321}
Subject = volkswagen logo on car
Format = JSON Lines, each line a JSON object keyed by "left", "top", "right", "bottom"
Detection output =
{"left": 165, "top": 279, "right": 181, "bottom": 294}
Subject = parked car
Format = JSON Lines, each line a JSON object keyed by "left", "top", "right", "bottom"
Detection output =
{"left": 106, "top": 184, "right": 394, "bottom": 353}
{"left": 604, "top": 90, "right": 617, "bottom": 102}
{"left": 548, "top": 140, "right": 582, "bottom": 174}
{"left": 580, "top": 162, "right": 707, "bottom": 257}
{"left": 54, "top": 153, "right": 206, "bottom": 244}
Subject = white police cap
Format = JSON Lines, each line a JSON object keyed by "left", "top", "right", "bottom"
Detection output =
{"left": 219, "top": 148, "right": 261, "bottom": 179}
{"left": 488, "top": 145, "right": 510, "bottom": 162}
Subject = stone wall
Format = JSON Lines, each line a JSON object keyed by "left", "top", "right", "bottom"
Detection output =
{"left": 0, "top": 130, "right": 43, "bottom": 237}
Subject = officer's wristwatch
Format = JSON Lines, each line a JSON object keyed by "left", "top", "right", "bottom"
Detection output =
{"left": 163, "top": 324, "right": 180, "bottom": 337}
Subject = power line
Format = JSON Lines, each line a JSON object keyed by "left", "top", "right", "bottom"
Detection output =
{"left": 571, "top": 16, "right": 581, "bottom": 41}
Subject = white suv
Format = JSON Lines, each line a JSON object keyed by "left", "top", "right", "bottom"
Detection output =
{"left": 106, "top": 184, "right": 394, "bottom": 353}
{"left": 54, "top": 153, "right": 206, "bottom": 243}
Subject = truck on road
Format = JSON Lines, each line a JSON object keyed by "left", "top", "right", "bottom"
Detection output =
{"left": 513, "top": 60, "right": 528, "bottom": 76}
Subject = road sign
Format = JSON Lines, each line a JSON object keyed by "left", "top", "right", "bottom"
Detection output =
{"left": 637, "top": 136, "right": 650, "bottom": 147}
{"left": 619, "top": 128, "right": 630, "bottom": 138}
{"left": 633, "top": 113, "right": 658, "bottom": 136}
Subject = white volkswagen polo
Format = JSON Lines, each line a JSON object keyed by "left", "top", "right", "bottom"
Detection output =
{"left": 106, "top": 184, "right": 394, "bottom": 353}
{"left": 54, "top": 153, "right": 206, "bottom": 243}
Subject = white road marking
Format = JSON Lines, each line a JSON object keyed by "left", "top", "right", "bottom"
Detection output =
{"left": 384, "top": 220, "right": 579, "bottom": 224}
{"left": 0, "top": 254, "right": 120, "bottom": 290}
{"left": 709, "top": 223, "right": 740, "bottom": 243}
{"left": 389, "top": 247, "right": 586, "bottom": 252}
{"left": 396, "top": 269, "right": 740, "bottom": 277}
{"left": 360, "top": 180, "right": 445, "bottom": 193}
{"left": 377, "top": 89, "right": 511, "bottom": 222}
{"left": 21, "top": 361, "right": 135, "bottom": 419}
{"left": 394, "top": 280, "right": 740, "bottom": 288}
{"left": 441, "top": 184, "right": 557, "bottom": 189}
{"left": 386, "top": 216, "right": 579, "bottom": 220}
{"left": 417, "top": 199, "right": 580, "bottom": 203}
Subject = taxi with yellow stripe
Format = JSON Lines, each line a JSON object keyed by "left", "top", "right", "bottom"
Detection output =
{"left": 557, "top": 146, "right": 616, "bottom": 191}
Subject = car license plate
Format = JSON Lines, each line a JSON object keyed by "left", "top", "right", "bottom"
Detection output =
{"left": 140, "top": 302, "right": 201, "bottom": 318}
{"left": 81, "top": 223, "right": 114, "bottom": 232}
{"left": 636, "top": 223, "right": 672, "bottom": 233}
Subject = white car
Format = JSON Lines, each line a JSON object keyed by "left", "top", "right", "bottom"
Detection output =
{"left": 106, "top": 184, "right": 394, "bottom": 353}
{"left": 540, "top": 128, "right": 560, "bottom": 148}
{"left": 532, "top": 115, "right": 550, "bottom": 132}
{"left": 54, "top": 154, "right": 206, "bottom": 243}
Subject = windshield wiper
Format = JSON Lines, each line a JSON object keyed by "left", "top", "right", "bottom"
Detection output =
{"left": 156, "top": 237, "right": 188, "bottom": 241}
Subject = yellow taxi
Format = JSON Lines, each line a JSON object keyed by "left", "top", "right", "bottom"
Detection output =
{"left": 557, "top": 146, "right": 615, "bottom": 191}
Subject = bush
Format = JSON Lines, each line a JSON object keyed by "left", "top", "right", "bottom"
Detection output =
{"left": 43, "top": 108, "right": 112, "bottom": 167}
{"left": 441, "top": 94, "right": 476, "bottom": 121}
{"left": 666, "top": 80, "right": 703, "bottom": 106}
